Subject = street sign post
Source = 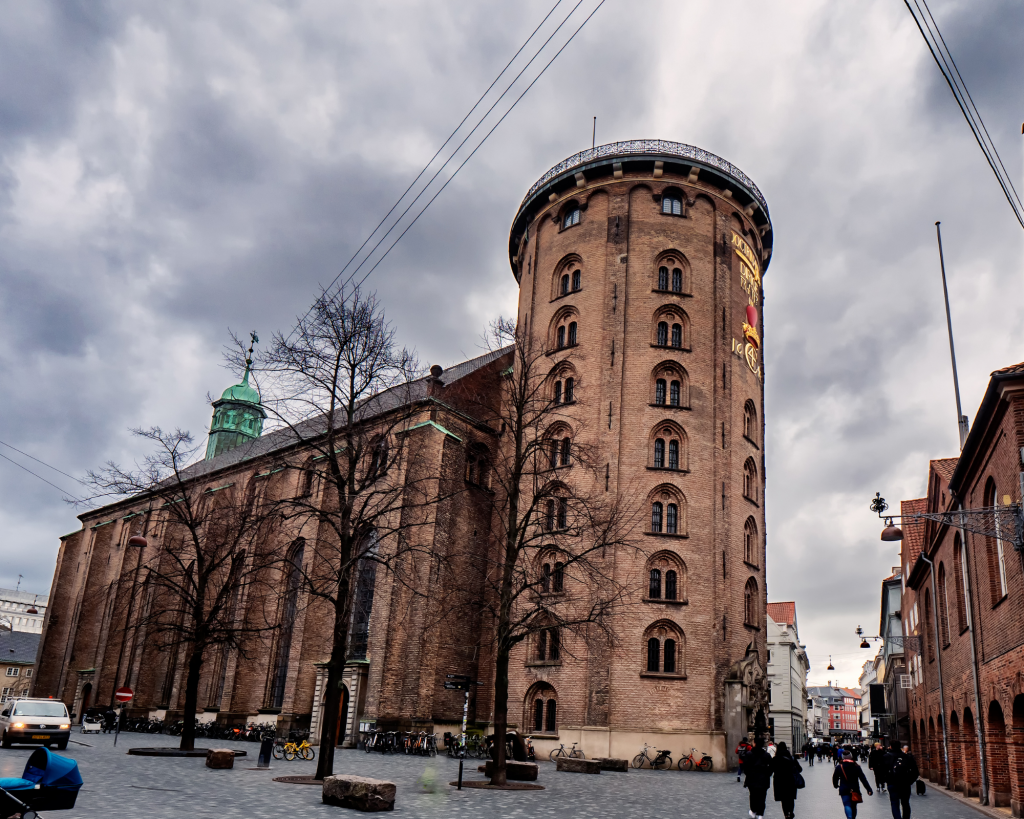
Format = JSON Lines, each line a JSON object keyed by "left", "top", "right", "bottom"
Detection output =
{"left": 112, "top": 687, "right": 132, "bottom": 747}
{"left": 444, "top": 676, "right": 483, "bottom": 789}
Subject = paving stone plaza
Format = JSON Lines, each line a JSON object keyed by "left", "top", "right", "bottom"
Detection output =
{"left": 0, "top": 733, "right": 986, "bottom": 818}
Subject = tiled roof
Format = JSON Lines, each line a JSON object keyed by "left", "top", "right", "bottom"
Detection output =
{"left": 0, "top": 630, "right": 40, "bottom": 664}
{"left": 767, "top": 602, "right": 796, "bottom": 626}
{"left": 991, "top": 361, "right": 1024, "bottom": 376}
{"left": 900, "top": 498, "right": 927, "bottom": 563}
{"left": 930, "top": 458, "right": 958, "bottom": 482}
{"left": 169, "top": 346, "right": 513, "bottom": 484}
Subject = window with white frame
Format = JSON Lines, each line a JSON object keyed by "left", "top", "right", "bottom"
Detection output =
{"left": 5, "top": 667, "right": 19, "bottom": 677}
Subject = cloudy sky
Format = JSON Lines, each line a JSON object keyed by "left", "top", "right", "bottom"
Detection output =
{"left": 1, "top": 0, "right": 1022, "bottom": 688}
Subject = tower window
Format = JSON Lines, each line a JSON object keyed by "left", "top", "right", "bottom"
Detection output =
{"left": 658, "top": 266, "right": 669, "bottom": 291}
{"left": 649, "top": 568, "right": 662, "bottom": 599}
{"left": 561, "top": 274, "right": 570, "bottom": 296}
{"left": 541, "top": 563, "right": 551, "bottom": 593}
{"left": 554, "top": 381, "right": 563, "bottom": 404}
{"left": 662, "top": 196, "right": 682, "bottom": 216}
{"left": 563, "top": 208, "right": 581, "bottom": 229}
{"left": 559, "top": 437, "right": 571, "bottom": 467}
{"left": 557, "top": 498, "right": 568, "bottom": 529}
{"left": 654, "top": 439, "right": 665, "bottom": 468}
{"left": 567, "top": 322, "right": 577, "bottom": 346}
{"left": 672, "top": 268, "right": 682, "bottom": 292}
{"left": 671, "top": 324, "right": 682, "bottom": 348}
{"left": 668, "top": 440, "right": 679, "bottom": 470}
{"left": 553, "top": 561, "right": 564, "bottom": 593}
{"left": 564, "top": 377, "right": 574, "bottom": 402}
{"left": 572, "top": 270, "right": 581, "bottom": 291}
{"left": 657, "top": 322, "right": 668, "bottom": 346}
{"left": 655, "top": 379, "right": 667, "bottom": 405}
{"left": 557, "top": 326, "right": 566, "bottom": 349}
{"left": 666, "top": 503, "right": 678, "bottom": 534}
{"left": 651, "top": 502, "right": 663, "bottom": 533}
{"left": 670, "top": 381, "right": 680, "bottom": 406}
{"left": 665, "top": 570, "right": 677, "bottom": 601}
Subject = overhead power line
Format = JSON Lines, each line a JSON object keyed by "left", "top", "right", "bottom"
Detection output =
{"left": 0, "top": 438, "right": 88, "bottom": 486}
{"left": 0, "top": 450, "right": 81, "bottom": 502}
{"left": 903, "top": 0, "right": 1024, "bottom": 231}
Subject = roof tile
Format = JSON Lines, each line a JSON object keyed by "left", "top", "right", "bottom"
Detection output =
{"left": 900, "top": 498, "right": 927, "bottom": 563}
{"left": 766, "top": 602, "right": 796, "bottom": 626}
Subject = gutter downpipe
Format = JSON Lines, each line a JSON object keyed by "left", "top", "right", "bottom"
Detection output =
{"left": 920, "top": 552, "right": 951, "bottom": 789}
{"left": 955, "top": 502, "right": 990, "bottom": 805}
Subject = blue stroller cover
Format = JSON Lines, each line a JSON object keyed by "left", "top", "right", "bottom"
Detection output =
{"left": 0, "top": 747, "right": 83, "bottom": 811}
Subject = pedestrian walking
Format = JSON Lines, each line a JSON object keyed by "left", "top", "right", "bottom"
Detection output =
{"left": 771, "top": 741, "right": 803, "bottom": 819}
{"left": 832, "top": 748, "right": 873, "bottom": 819}
{"left": 736, "top": 736, "right": 753, "bottom": 782}
{"left": 740, "top": 735, "right": 773, "bottom": 819}
{"left": 868, "top": 743, "right": 886, "bottom": 793}
{"left": 881, "top": 740, "right": 919, "bottom": 819}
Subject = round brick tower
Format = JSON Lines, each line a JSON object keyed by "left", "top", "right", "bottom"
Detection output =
{"left": 507, "top": 140, "right": 773, "bottom": 767}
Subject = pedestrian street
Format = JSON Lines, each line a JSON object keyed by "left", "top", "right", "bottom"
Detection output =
{"left": 0, "top": 734, "right": 988, "bottom": 819}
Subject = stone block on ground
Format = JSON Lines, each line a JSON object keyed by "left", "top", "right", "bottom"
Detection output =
{"left": 556, "top": 757, "right": 601, "bottom": 774}
{"left": 322, "top": 775, "right": 396, "bottom": 812}
{"left": 206, "top": 748, "right": 234, "bottom": 769}
{"left": 594, "top": 757, "right": 629, "bottom": 772}
{"left": 479, "top": 761, "right": 539, "bottom": 781}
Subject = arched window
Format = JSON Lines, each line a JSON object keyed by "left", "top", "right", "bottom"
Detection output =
{"left": 744, "top": 400, "right": 757, "bottom": 443}
{"left": 559, "top": 437, "right": 571, "bottom": 466}
{"left": 537, "top": 627, "right": 560, "bottom": 661}
{"left": 557, "top": 498, "right": 568, "bottom": 529}
{"left": 668, "top": 440, "right": 679, "bottom": 470}
{"left": 642, "top": 621, "right": 685, "bottom": 675}
{"left": 654, "top": 439, "right": 665, "bottom": 468}
{"left": 743, "top": 458, "right": 758, "bottom": 502}
{"left": 548, "top": 439, "right": 558, "bottom": 470}
{"left": 270, "top": 539, "right": 305, "bottom": 707}
{"left": 651, "top": 502, "right": 663, "bottom": 533}
{"left": 655, "top": 379, "right": 667, "bottom": 405}
{"left": 568, "top": 322, "right": 577, "bottom": 346}
{"left": 553, "top": 561, "right": 564, "bottom": 593}
{"left": 572, "top": 270, "right": 581, "bottom": 291}
{"left": 744, "top": 577, "right": 759, "bottom": 627}
{"left": 666, "top": 503, "right": 678, "bottom": 534}
{"left": 671, "top": 323, "right": 682, "bottom": 348}
{"left": 564, "top": 377, "right": 574, "bottom": 402}
{"left": 541, "top": 563, "right": 551, "bottom": 593}
{"left": 651, "top": 424, "right": 685, "bottom": 471}
{"left": 652, "top": 363, "right": 690, "bottom": 408}
{"left": 649, "top": 568, "right": 662, "bottom": 599}
{"left": 985, "top": 478, "right": 1009, "bottom": 601}
{"left": 672, "top": 268, "right": 682, "bottom": 293}
{"left": 658, "top": 266, "right": 669, "bottom": 290}
{"left": 923, "top": 589, "right": 933, "bottom": 663}
{"left": 537, "top": 629, "right": 548, "bottom": 661}
{"left": 655, "top": 319, "right": 671, "bottom": 346}
{"left": 297, "top": 458, "right": 318, "bottom": 498}
{"left": 560, "top": 274, "right": 570, "bottom": 295}
{"left": 544, "top": 500, "right": 554, "bottom": 531}
{"left": 368, "top": 436, "right": 389, "bottom": 481}
{"left": 554, "top": 381, "right": 563, "bottom": 404}
{"left": 662, "top": 196, "right": 682, "bottom": 215}
{"left": 557, "top": 325, "right": 566, "bottom": 349}
{"left": 546, "top": 699, "right": 557, "bottom": 731}
{"left": 665, "top": 570, "right": 677, "bottom": 601}
{"left": 534, "top": 699, "right": 544, "bottom": 731}
{"left": 348, "top": 533, "right": 378, "bottom": 660}
{"left": 938, "top": 562, "right": 950, "bottom": 645}
{"left": 953, "top": 535, "right": 967, "bottom": 633}
{"left": 653, "top": 254, "right": 689, "bottom": 294}
{"left": 744, "top": 517, "right": 758, "bottom": 566}
{"left": 465, "top": 443, "right": 490, "bottom": 488}
{"left": 670, "top": 380, "right": 680, "bottom": 406}
{"left": 563, "top": 207, "right": 581, "bottom": 228}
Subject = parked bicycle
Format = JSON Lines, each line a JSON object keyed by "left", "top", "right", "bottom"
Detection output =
{"left": 549, "top": 742, "right": 585, "bottom": 762}
{"left": 273, "top": 730, "right": 315, "bottom": 761}
{"left": 632, "top": 743, "right": 672, "bottom": 769}
{"left": 677, "top": 747, "right": 713, "bottom": 771}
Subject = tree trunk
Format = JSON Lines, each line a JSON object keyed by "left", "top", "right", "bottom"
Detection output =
{"left": 315, "top": 587, "right": 351, "bottom": 780}
{"left": 489, "top": 639, "right": 510, "bottom": 786}
{"left": 179, "top": 645, "right": 203, "bottom": 751}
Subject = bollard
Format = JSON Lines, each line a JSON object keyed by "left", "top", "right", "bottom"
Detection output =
{"left": 257, "top": 736, "right": 274, "bottom": 768}
{"left": 457, "top": 760, "right": 463, "bottom": 790}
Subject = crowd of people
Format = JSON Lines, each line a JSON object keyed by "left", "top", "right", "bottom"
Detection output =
{"left": 735, "top": 736, "right": 920, "bottom": 819}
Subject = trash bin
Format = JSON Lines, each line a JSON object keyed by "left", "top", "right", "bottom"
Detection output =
{"left": 258, "top": 736, "right": 274, "bottom": 768}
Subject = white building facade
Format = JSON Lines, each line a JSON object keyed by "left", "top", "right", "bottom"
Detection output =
{"left": 766, "top": 603, "right": 809, "bottom": 750}
{"left": 0, "top": 588, "right": 47, "bottom": 634}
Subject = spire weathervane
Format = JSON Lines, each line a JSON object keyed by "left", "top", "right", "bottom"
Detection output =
{"left": 243, "top": 331, "right": 258, "bottom": 383}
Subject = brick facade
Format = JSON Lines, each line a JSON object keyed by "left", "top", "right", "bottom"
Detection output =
{"left": 899, "top": 364, "right": 1024, "bottom": 814}
{"left": 32, "top": 143, "right": 776, "bottom": 770}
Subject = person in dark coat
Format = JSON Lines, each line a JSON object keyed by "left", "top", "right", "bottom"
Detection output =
{"left": 832, "top": 748, "right": 873, "bottom": 819}
{"left": 868, "top": 743, "right": 886, "bottom": 793}
{"left": 740, "top": 735, "right": 773, "bottom": 819}
{"left": 881, "top": 740, "right": 919, "bottom": 819}
{"left": 771, "top": 741, "right": 803, "bottom": 819}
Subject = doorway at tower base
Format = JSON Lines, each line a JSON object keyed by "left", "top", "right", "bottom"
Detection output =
{"left": 527, "top": 728, "right": 728, "bottom": 772}
{"left": 724, "top": 649, "right": 770, "bottom": 770}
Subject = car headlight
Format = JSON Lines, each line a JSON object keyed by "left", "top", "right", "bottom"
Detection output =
{"left": 60, "top": 724, "right": 70, "bottom": 730}
{"left": 13, "top": 722, "right": 25, "bottom": 728}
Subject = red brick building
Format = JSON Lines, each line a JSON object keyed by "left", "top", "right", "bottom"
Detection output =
{"left": 897, "top": 362, "right": 1024, "bottom": 814}
{"left": 30, "top": 141, "right": 775, "bottom": 768}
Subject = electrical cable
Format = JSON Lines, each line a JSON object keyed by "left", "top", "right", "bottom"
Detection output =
{"left": 0, "top": 451, "right": 81, "bottom": 502}
{"left": 0, "top": 438, "right": 88, "bottom": 486}
{"left": 903, "top": 0, "right": 1024, "bottom": 231}
{"left": 332, "top": 0, "right": 596, "bottom": 299}
{"left": 306, "top": 0, "right": 572, "bottom": 313}
{"left": 352, "top": 0, "right": 608, "bottom": 290}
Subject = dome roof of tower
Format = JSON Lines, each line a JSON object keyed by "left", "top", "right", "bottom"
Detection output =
{"left": 219, "top": 379, "right": 261, "bottom": 405}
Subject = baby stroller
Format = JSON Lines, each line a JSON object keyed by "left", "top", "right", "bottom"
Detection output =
{"left": 0, "top": 747, "right": 83, "bottom": 818}
{"left": 80, "top": 707, "right": 103, "bottom": 735}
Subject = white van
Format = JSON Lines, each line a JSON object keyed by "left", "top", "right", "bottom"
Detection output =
{"left": 0, "top": 698, "right": 71, "bottom": 749}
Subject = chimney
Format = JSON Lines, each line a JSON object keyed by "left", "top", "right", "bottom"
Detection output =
{"left": 426, "top": 364, "right": 445, "bottom": 398}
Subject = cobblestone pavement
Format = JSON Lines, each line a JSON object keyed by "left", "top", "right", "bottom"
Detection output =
{"left": 0, "top": 734, "right": 989, "bottom": 818}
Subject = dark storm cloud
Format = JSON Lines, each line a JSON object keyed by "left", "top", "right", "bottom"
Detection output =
{"left": 1, "top": 0, "right": 1021, "bottom": 687}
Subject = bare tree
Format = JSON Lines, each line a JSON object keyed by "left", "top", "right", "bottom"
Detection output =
{"left": 467, "top": 318, "right": 638, "bottom": 786}
{"left": 83, "top": 427, "right": 283, "bottom": 751}
{"left": 250, "top": 286, "right": 447, "bottom": 780}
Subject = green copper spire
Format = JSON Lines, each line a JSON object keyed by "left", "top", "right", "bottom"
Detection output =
{"left": 205, "top": 331, "right": 267, "bottom": 460}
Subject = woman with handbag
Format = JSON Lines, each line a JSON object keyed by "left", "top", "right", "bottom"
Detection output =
{"left": 770, "top": 742, "right": 803, "bottom": 818}
{"left": 831, "top": 748, "right": 873, "bottom": 819}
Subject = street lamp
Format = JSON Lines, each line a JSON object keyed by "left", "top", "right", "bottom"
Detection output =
{"left": 827, "top": 655, "right": 834, "bottom": 671}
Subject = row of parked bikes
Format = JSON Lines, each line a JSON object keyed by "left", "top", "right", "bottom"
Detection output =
{"left": 83, "top": 709, "right": 278, "bottom": 742}
{"left": 360, "top": 730, "right": 539, "bottom": 762}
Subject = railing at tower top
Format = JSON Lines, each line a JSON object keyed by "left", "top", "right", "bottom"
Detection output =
{"left": 519, "top": 139, "right": 771, "bottom": 219}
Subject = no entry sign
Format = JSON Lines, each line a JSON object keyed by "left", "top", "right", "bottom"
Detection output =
{"left": 114, "top": 686, "right": 133, "bottom": 704}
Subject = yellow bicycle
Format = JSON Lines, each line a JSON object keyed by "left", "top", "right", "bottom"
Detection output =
{"left": 273, "top": 737, "right": 316, "bottom": 761}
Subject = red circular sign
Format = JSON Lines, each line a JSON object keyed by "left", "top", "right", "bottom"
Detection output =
{"left": 114, "top": 687, "right": 133, "bottom": 703}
